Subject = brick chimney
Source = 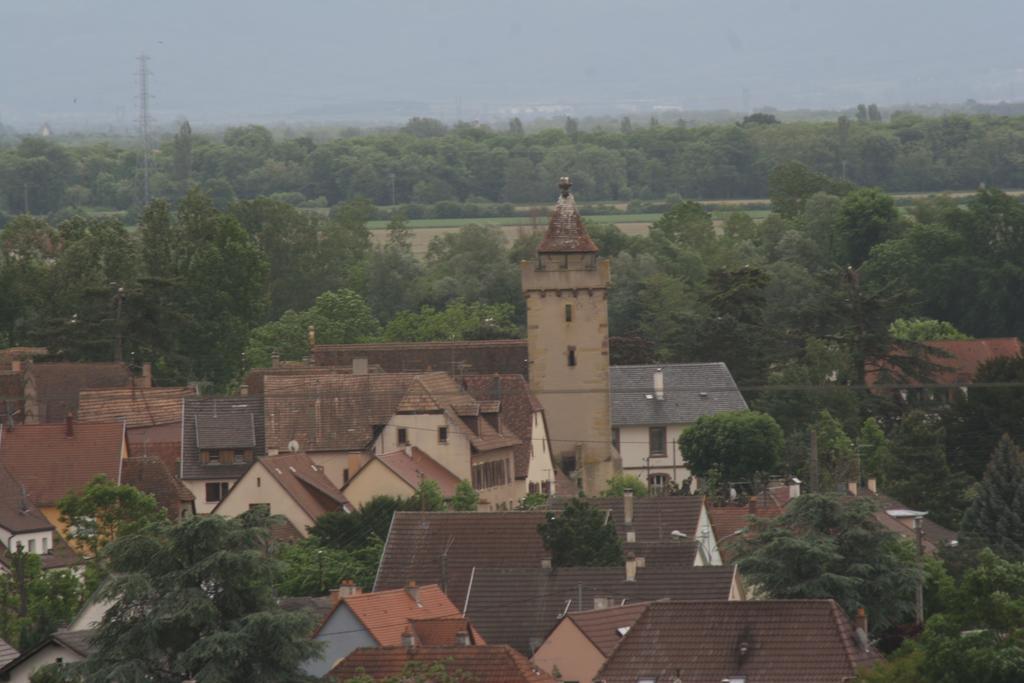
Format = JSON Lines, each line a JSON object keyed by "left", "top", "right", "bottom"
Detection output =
{"left": 855, "top": 607, "right": 868, "bottom": 634}
{"left": 405, "top": 580, "right": 420, "bottom": 605}
{"left": 64, "top": 413, "right": 74, "bottom": 438}
{"left": 329, "top": 579, "right": 362, "bottom": 605}
{"left": 239, "top": 384, "right": 249, "bottom": 397}
{"left": 271, "top": 351, "right": 281, "bottom": 368}
{"left": 307, "top": 325, "right": 316, "bottom": 349}
{"left": 625, "top": 552, "right": 637, "bottom": 583}
{"left": 623, "top": 489, "right": 634, "bottom": 526}
{"left": 141, "top": 362, "right": 153, "bottom": 388}
{"left": 653, "top": 368, "right": 664, "bottom": 401}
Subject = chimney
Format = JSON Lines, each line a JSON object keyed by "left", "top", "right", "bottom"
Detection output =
{"left": 271, "top": 351, "right": 281, "bottom": 368}
{"left": 867, "top": 477, "right": 877, "bottom": 494}
{"left": 847, "top": 481, "right": 858, "bottom": 496}
{"left": 307, "top": 325, "right": 316, "bottom": 348}
{"left": 404, "top": 444, "right": 412, "bottom": 457}
{"left": 239, "top": 384, "right": 249, "bottom": 396}
{"left": 405, "top": 580, "right": 420, "bottom": 605}
{"left": 64, "top": 413, "right": 74, "bottom": 438}
{"left": 625, "top": 552, "right": 637, "bottom": 583}
{"left": 541, "top": 558, "right": 552, "bottom": 572}
{"left": 653, "top": 368, "right": 664, "bottom": 401}
{"left": 623, "top": 489, "right": 634, "bottom": 526}
{"left": 788, "top": 478, "right": 802, "bottom": 499}
{"left": 855, "top": 607, "right": 868, "bottom": 637}
{"left": 401, "top": 627, "right": 416, "bottom": 650}
{"left": 455, "top": 630, "right": 471, "bottom": 646}
{"left": 329, "top": 579, "right": 362, "bottom": 605}
{"left": 141, "top": 362, "right": 153, "bottom": 388}
{"left": 353, "top": 358, "right": 369, "bottom": 375}
{"left": 10, "top": 360, "right": 21, "bottom": 373}
{"left": 593, "top": 596, "right": 611, "bottom": 611}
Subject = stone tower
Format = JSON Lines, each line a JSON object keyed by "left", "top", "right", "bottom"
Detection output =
{"left": 521, "top": 177, "right": 619, "bottom": 495}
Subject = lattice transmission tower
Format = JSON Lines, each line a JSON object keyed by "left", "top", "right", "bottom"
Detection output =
{"left": 136, "top": 53, "right": 154, "bottom": 206}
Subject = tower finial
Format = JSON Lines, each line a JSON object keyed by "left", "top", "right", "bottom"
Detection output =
{"left": 558, "top": 176, "right": 572, "bottom": 198}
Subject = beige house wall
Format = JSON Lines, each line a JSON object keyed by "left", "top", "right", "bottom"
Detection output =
{"left": 5, "top": 643, "right": 86, "bottom": 683}
{"left": 531, "top": 618, "right": 605, "bottom": 683}
{"left": 213, "top": 462, "right": 316, "bottom": 536}
{"left": 525, "top": 411, "right": 559, "bottom": 494}
{"left": 521, "top": 256, "right": 617, "bottom": 496}
{"left": 183, "top": 478, "right": 238, "bottom": 515}
{"left": 377, "top": 414, "right": 471, "bottom": 481}
{"left": 340, "top": 458, "right": 418, "bottom": 510}
{"left": 473, "top": 447, "right": 524, "bottom": 510}
{"left": 617, "top": 424, "right": 691, "bottom": 489}
{"left": 309, "top": 451, "right": 366, "bottom": 489}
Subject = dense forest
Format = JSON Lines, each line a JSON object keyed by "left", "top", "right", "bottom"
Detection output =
{"left": 4, "top": 112, "right": 1024, "bottom": 219}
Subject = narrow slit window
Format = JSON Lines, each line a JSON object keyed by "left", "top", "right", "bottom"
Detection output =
{"left": 568, "top": 346, "right": 577, "bottom": 367}
{"left": 565, "top": 304, "right": 573, "bottom": 322}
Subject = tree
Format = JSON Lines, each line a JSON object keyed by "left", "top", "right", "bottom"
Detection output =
{"left": 537, "top": 498, "right": 624, "bottom": 567}
{"left": 767, "top": 161, "right": 850, "bottom": 219}
{"left": 0, "top": 551, "right": 83, "bottom": 652}
{"left": 601, "top": 475, "right": 648, "bottom": 497}
{"left": 310, "top": 490, "right": 443, "bottom": 552}
{"left": 381, "top": 299, "right": 519, "bottom": 342}
{"left": 57, "top": 475, "right": 165, "bottom": 558}
{"left": 275, "top": 536, "right": 384, "bottom": 596}
{"left": 65, "top": 514, "right": 322, "bottom": 682}
{"left": 742, "top": 113, "right": 780, "bottom": 126}
{"left": 814, "top": 409, "right": 859, "bottom": 492}
{"left": 839, "top": 188, "right": 900, "bottom": 266}
{"left": 858, "top": 417, "right": 892, "bottom": 483}
{"left": 172, "top": 120, "right": 192, "bottom": 188}
{"left": 889, "top": 318, "right": 970, "bottom": 342}
{"left": 737, "top": 494, "right": 921, "bottom": 633}
{"left": 341, "top": 659, "right": 473, "bottom": 683}
{"left": 679, "top": 411, "right": 784, "bottom": 489}
{"left": 451, "top": 480, "right": 480, "bottom": 511}
{"left": 960, "top": 436, "right": 1024, "bottom": 560}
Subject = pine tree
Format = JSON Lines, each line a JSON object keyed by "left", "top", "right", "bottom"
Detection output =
{"left": 961, "top": 435, "right": 1024, "bottom": 560}
{"left": 538, "top": 498, "right": 624, "bottom": 567}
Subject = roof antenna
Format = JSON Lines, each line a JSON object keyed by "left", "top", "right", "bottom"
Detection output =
{"left": 19, "top": 483, "right": 30, "bottom": 514}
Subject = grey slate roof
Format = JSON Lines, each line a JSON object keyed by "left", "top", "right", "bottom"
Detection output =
{"left": 181, "top": 396, "right": 265, "bottom": 480}
{"left": 610, "top": 363, "right": 747, "bottom": 427}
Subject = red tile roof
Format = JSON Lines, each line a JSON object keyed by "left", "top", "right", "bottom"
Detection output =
{"left": 0, "top": 421, "right": 125, "bottom": 506}
{"left": 373, "top": 447, "right": 462, "bottom": 498}
{"left": 329, "top": 644, "right": 556, "bottom": 682}
{"left": 408, "top": 617, "right": 485, "bottom": 646}
{"left": 78, "top": 387, "right": 193, "bottom": 428}
{"left": 597, "top": 600, "right": 880, "bottom": 683}
{"left": 866, "top": 337, "right": 1022, "bottom": 388}
{"left": 564, "top": 602, "right": 651, "bottom": 657}
{"left": 316, "top": 584, "right": 464, "bottom": 646}
{"left": 537, "top": 187, "right": 599, "bottom": 254}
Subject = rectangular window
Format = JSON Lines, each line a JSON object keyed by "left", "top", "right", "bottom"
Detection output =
{"left": 471, "top": 459, "right": 509, "bottom": 489}
{"left": 41, "top": 536, "right": 48, "bottom": 553}
{"left": 649, "top": 427, "right": 666, "bottom": 457}
{"left": 560, "top": 254, "right": 569, "bottom": 269}
{"left": 612, "top": 428, "right": 620, "bottom": 451}
{"left": 343, "top": 468, "right": 350, "bottom": 485}
{"left": 234, "top": 449, "right": 248, "bottom": 463}
{"left": 207, "top": 450, "right": 221, "bottom": 465}
{"left": 205, "top": 482, "right": 229, "bottom": 503}
{"left": 438, "top": 426, "right": 448, "bottom": 444}
{"left": 648, "top": 473, "right": 668, "bottom": 494}
{"left": 28, "top": 539, "right": 35, "bottom": 553}
{"left": 397, "top": 427, "right": 408, "bottom": 445}
{"left": 256, "top": 476, "right": 261, "bottom": 488}
{"left": 565, "top": 304, "right": 573, "bottom": 322}
{"left": 568, "top": 346, "right": 577, "bottom": 367}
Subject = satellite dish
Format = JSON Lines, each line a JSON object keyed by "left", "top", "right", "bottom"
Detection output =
{"left": 287, "top": 440, "right": 300, "bottom": 453}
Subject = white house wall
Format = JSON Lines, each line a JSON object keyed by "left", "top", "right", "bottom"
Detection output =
{"left": 617, "top": 424, "right": 692, "bottom": 488}
{"left": 379, "top": 415, "right": 471, "bottom": 480}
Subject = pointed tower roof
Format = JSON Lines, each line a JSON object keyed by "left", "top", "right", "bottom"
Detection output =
{"left": 536, "top": 177, "right": 599, "bottom": 254}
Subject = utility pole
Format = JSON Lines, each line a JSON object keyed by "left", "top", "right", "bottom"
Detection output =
{"left": 914, "top": 516, "right": 925, "bottom": 626}
{"left": 112, "top": 285, "right": 125, "bottom": 362}
{"left": 808, "top": 429, "right": 820, "bottom": 494}
{"left": 22, "top": 183, "right": 28, "bottom": 214}
{"left": 389, "top": 172, "right": 396, "bottom": 206}
{"left": 136, "top": 53, "right": 153, "bottom": 206}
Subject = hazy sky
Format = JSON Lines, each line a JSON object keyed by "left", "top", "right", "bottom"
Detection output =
{"left": 3, "top": 0, "right": 1023, "bottom": 128}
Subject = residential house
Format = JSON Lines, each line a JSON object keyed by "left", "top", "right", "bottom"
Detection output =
{"left": 375, "top": 497, "right": 718, "bottom": 610}
{"left": 120, "top": 456, "right": 195, "bottom": 520}
{"left": 181, "top": 396, "right": 265, "bottom": 514}
{"left": 596, "top": 600, "right": 880, "bottom": 682}
{"left": 0, "top": 419, "right": 127, "bottom": 539}
{"left": 78, "top": 386, "right": 195, "bottom": 472}
{"left": 340, "top": 447, "right": 462, "bottom": 510}
{"left": 611, "top": 363, "right": 748, "bottom": 491}
{"left": 328, "top": 644, "right": 554, "bottom": 683}
{"left": 866, "top": 337, "right": 1023, "bottom": 403}
{"left": 305, "top": 582, "right": 478, "bottom": 678}
{"left": 213, "top": 452, "right": 348, "bottom": 537}
{"left": 465, "top": 564, "right": 742, "bottom": 656}
{"left": 0, "top": 630, "right": 95, "bottom": 683}
{"left": 0, "top": 464, "right": 55, "bottom": 560}
{"left": 707, "top": 482, "right": 793, "bottom": 562}
{"left": 848, "top": 479, "right": 957, "bottom": 554}
{"left": 531, "top": 602, "right": 650, "bottom": 682}
{"left": 312, "top": 340, "right": 529, "bottom": 376}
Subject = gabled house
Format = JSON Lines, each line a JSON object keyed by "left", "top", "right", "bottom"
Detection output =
{"left": 531, "top": 602, "right": 650, "bottom": 682}
{"left": 0, "top": 419, "right": 127, "bottom": 539}
{"left": 465, "top": 564, "right": 742, "bottom": 656}
{"left": 340, "top": 447, "right": 462, "bottom": 510}
{"left": 329, "top": 644, "right": 554, "bottom": 683}
{"left": 305, "top": 582, "right": 478, "bottom": 678}
{"left": 0, "top": 629, "right": 95, "bottom": 683}
{"left": 610, "top": 363, "right": 748, "bottom": 491}
{"left": 181, "top": 396, "right": 265, "bottom": 514}
{"left": 847, "top": 479, "right": 957, "bottom": 554}
{"left": 212, "top": 452, "right": 347, "bottom": 536}
{"left": 0, "top": 465, "right": 80, "bottom": 573}
{"left": 595, "top": 600, "right": 881, "bottom": 682}
{"left": 120, "top": 456, "right": 195, "bottom": 520}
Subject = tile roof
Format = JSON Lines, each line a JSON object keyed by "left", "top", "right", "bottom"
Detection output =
{"left": 250, "top": 452, "right": 347, "bottom": 523}
{"left": 50, "top": 629, "right": 96, "bottom": 657}
{"left": 866, "top": 337, "right": 1023, "bottom": 388}
{"left": 0, "top": 637, "right": 16, "bottom": 668}
{"left": 407, "top": 373, "right": 523, "bottom": 455}
{"left": 278, "top": 595, "right": 335, "bottom": 625}
{"left": 849, "top": 488, "right": 957, "bottom": 553}
{"left": 78, "top": 386, "right": 194, "bottom": 428}
{"left": 0, "top": 463, "right": 53, "bottom": 534}
{"left": 0, "top": 421, "right": 125, "bottom": 506}
{"left": 312, "top": 339, "right": 530, "bottom": 377}
{"left": 537, "top": 187, "right": 599, "bottom": 254}
{"left": 465, "top": 566, "right": 737, "bottom": 655}
{"left": 263, "top": 373, "right": 415, "bottom": 453}
{"left": 408, "top": 617, "right": 484, "bottom": 646}
{"left": 120, "top": 456, "right": 194, "bottom": 520}
{"left": 28, "top": 362, "right": 135, "bottom": 422}
{"left": 708, "top": 487, "right": 790, "bottom": 561}
{"left": 317, "top": 584, "right": 464, "bottom": 646}
{"left": 329, "top": 644, "right": 556, "bottom": 682}
{"left": 596, "top": 600, "right": 880, "bottom": 683}
{"left": 372, "top": 447, "right": 463, "bottom": 498}
{"left": 611, "top": 363, "right": 748, "bottom": 426}
{"left": 564, "top": 602, "right": 651, "bottom": 657}
{"left": 181, "top": 396, "right": 264, "bottom": 480}
{"left": 461, "top": 374, "right": 544, "bottom": 479}
{"left": 546, "top": 496, "right": 707, "bottom": 544}
{"left": 241, "top": 365, "right": 356, "bottom": 395}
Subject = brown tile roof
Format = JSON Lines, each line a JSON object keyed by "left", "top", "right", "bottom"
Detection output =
{"left": 708, "top": 488, "right": 789, "bottom": 561}
{"left": 409, "top": 373, "right": 522, "bottom": 454}
{"left": 120, "top": 456, "right": 194, "bottom": 520}
{"left": 546, "top": 496, "right": 706, "bottom": 543}
{"left": 316, "top": 584, "right": 464, "bottom": 646}
{"left": 596, "top": 600, "right": 881, "bottom": 683}
{"left": 241, "top": 365, "right": 355, "bottom": 395}
{"left": 866, "top": 337, "right": 1023, "bottom": 388}
{"left": 0, "top": 421, "right": 125, "bottom": 506}
{"left": 849, "top": 488, "right": 957, "bottom": 554}
{"left": 408, "top": 617, "right": 485, "bottom": 646}
{"left": 564, "top": 602, "right": 651, "bottom": 657}
{"left": 465, "top": 566, "right": 737, "bottom": 655}
{"left": 537, "top": 187, "right": 599, "bottom": 254}
{"left": 370, "top": 447, "right": 462, "bottom": 498}
{"left": 263, "top": 373, "right": 415, "bottom": 453}
{"left": 461, "top": 374, "right": 544, "bottom": 479}
{"left": 28, "top": 362, "right": 135, "bottom": 422}
{"left": 0, "top": 464, "right": 53, "bottom": 534}
{"left": 312, "top": 339, "right": 529, "bottom": 377}
{"left": 250, "top": 452, "right": 347, "bottom": 524}
{"left": 181, "top": 396, "right": 265, "bottom": 480}
{"left": 329, "top": 644, "right": 556, "bottom": 682}
{"left": 78, "top": 386, "right": 194, "bottom": 428}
